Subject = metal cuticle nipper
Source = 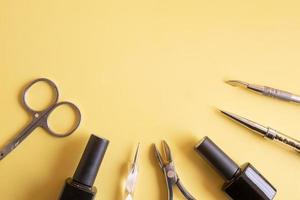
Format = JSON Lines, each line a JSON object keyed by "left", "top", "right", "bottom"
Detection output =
{"left": 153, "top": 141, "right": 196, "bottom": 200}
{"left": 226, "top": 80, "right": 300, "bottom": 103}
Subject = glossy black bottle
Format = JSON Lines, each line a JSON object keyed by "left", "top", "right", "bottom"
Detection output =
{"left": 195, "top": 136, "right": 277, "bottom": 200}
{"left": 59, "top": 134, "right": 109, "bottom": 200}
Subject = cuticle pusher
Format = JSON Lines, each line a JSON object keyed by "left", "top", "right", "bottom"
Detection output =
{"left": 226, "top": 80, "right": 300, "bottom": 103}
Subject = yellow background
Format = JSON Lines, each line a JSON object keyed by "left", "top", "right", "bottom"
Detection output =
{"left": 1, "top": 0, "right": 300, "bottom": 199}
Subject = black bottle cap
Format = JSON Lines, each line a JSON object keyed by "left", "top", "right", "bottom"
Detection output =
{"left": 73, "top": 134, "right": 109, "bottom": 187}
{"left": 195, "top": 136, "right": 240, "bottom": 181}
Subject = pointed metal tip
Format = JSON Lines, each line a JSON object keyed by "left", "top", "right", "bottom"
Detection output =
{"left": 219, "top": 110, "right": 268, "bottom": 137}
{"left": 153, "top": 144, "right": 164, "bottom": 168}
{"left": 216, "top": 108, "right": 233, "bottom": 117}
{"left": 218, "top": 109, "right": 241, "bottom": 120}
{"left": 132, "top": 143, "right": 140, "bottom": 166}
{"left": 225, "top": 80, "right": 249, "bottom": 88}
{"left": 136, "top": 142, "right": 140, "bottom": 153}
{"left": 218, "top": 109, "right": 232, "bottom": 116}
{"left": 218, "top": 109, "right": 246, "bottom": 124}
{"left": 161, "top": 140, "right": 172, "bottom": 163}
{"left": 217, "top": 108, "right": 225, "bottom": 113}
{"left": 152, "top": 143, "right": 158, "bottom": 153}
{"left": 162, "top": 140, "right": 168, "bottom": 148}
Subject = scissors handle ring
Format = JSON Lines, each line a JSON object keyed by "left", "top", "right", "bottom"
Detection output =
{"left": 22, "top": 78, "right": 59, "bottom": 114}
{"left": 42, "top": 101, "right": 81, "bottom": 137}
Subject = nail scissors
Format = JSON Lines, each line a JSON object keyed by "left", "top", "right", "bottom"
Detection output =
{"left": 0, "top": 78, "right": 81, "bottom": 160}
{"left": 153, "top": 141, "right": 196, "bottom": 200}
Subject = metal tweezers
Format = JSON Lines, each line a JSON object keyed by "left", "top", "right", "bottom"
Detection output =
{"left": 153, "top": 141, "right": 196, "bottom": 200}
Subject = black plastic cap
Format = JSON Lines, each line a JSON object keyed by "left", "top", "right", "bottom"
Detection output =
{"left": 73, "top": 134, "right": 109, "bottom": 187}
{"left": 195, "top": 136, "right": 240, "bottom": 181}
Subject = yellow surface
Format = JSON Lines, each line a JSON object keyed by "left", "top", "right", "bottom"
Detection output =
{"left": 1, "top": 0, "right": 300, "bottom": 199}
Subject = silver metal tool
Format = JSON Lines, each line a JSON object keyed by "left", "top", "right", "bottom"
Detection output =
{"left": 0, "top": 78, "right": 81, "bottom": 160}
{"left": 226, "top": 80, "right": 300, "bottom": 103}
{"left": 219, "top": 109, "right": 300, "bottom": 152}
{"left": 153, "top": 141, "right": 196, "bottom": 200}
{"left": 124, "top": 143, "right": 140, "bottom": 200}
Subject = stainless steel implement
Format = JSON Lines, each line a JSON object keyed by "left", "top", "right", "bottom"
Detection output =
{"left": 219, "top": 109, "right": 300, "bottom": 152}
{"left": 153, "top": 141, "right": 196, "bottom": 200}
{"left": 0, "top": 78, "right": 81, "bottom": 160}
{"left": 124, "top": 143, "right": 140, "bottom": 200}
{"left": 226, "top": 80, "right": 300, "bottom": 103}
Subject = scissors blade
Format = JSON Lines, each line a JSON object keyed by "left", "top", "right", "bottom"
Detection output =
{"left": 0, "top": 143, "right": 17, "bottom": 160}
{"left": 0, "top": 120, "right": 38, "bottom": 160}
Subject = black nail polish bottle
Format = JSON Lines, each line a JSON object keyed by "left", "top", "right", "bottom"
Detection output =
{"left": 194, "top": 136, "right": 277, "bottom": 200}
{"left": 59, "top": 134, "right": 109, "bottom": 200}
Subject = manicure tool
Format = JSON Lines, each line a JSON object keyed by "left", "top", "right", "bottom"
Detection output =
{"left": 219, "top": 109, "right": 300, "bottom": 152}
{"left": 226, "top": 80, "right": 300, "bottom": 103}
{"left": 124, "top": 143, "right": 140, "bottom": 200}
{"left": 0, "top": 78, "right": 81, "bottom": 160}
{"left": 153, "top": 141, "right": 196, "bottom": 200}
